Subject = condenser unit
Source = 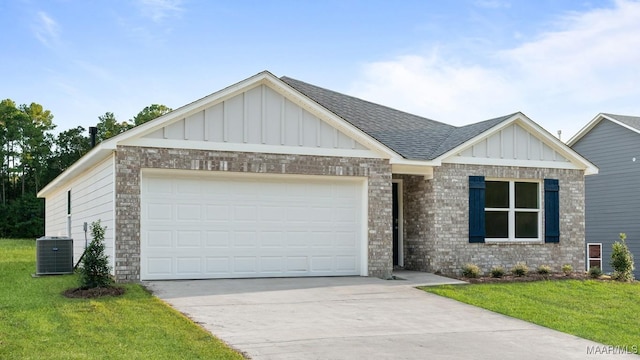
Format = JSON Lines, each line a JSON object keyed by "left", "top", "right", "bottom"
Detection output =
{"left": 36, "top": 236, "right": 74, "bottom": 275}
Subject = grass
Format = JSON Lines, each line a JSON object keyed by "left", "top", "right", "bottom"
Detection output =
{"left": 0, "top": 239, "right": 244, "bottom": 360}
{"left": 422, "top": 280, "right": 640, "bottom": 347}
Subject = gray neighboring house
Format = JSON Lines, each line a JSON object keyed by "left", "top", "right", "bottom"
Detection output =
{"left": 37, "top": 71, "right": 596, "bottom": 282}
{"left": 569, "top": 113, "right": 640, "bottom": 278}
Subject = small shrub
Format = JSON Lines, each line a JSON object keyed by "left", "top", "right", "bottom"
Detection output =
{"left": 562, "top": 264, "right": 573, "bottom": 276}
{"left": 79, "top": 220, "right": 113, "bottom": 289}
{"left": 461, "top": 263, "right": 481, "bottom": 278}
{"left": 490, "top": 266, "right": 505, "bottom": 278}
{"left": 611, "top": 233, "right": 635, "bottom": 282}
{"left": 588, "top": 266, "right": 603, "bottom": 279}
{"left": 536, "top": 265, "right": 551, "bottom": 275}
{"left": 511, "top": 262, "right": 529, "bottom": 277}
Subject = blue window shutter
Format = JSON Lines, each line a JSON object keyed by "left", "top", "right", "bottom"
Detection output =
{"left": 469, "top": 176, "right": 486, "bottom": 243}
{"left": 544, "top": 179, "right": 560, "bottom": 243}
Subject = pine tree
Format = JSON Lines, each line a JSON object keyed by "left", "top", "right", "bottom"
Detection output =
{"left": 79, "top": 220, "right": 113, "bottom": 289}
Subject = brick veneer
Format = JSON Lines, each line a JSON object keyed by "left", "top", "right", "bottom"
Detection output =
{"left": 114, "top": 146, "right": 393, "bottom": 282}
{"left": 396, "top": 164, "right": 586, "bottom": 275}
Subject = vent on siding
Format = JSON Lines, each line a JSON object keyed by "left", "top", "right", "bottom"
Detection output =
{"left": 36, "top": 236, "right": 74, "bottom": 275}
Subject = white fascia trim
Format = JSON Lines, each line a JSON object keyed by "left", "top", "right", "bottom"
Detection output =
{"left": 436, "top": 113, "right": 598, "bottom": 175}
{"left": 567, "top": 113, "right": 604, "bottom": 146}
{"left": 37, "top": 146, "right": 114, "bottom": 198}
{"left": 123, "top": 138, "right": 384, "bottom": 159}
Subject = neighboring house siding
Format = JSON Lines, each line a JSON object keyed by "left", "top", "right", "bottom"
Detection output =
{"left": 43, "top": 155, "right": 116, "bottom": 270}
{"left": 571, "top": 120, "right": 640, "bottom": 278}
{"left": 114, "top": 146, "right": 392, "bottom": 282}
{"left": 398, "top": 164, "right": 585, "bottom": 275}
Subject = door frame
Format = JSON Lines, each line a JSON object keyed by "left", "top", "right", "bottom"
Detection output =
{"left": 392, "top": 179, "right": 404, "bottom": 268}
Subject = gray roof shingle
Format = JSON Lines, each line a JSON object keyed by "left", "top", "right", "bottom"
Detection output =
{"left": 281, "top": 76, "right": 513, "bottom": 160}
{"left": 603, "top": 113, "right": 640, "bottom": 131}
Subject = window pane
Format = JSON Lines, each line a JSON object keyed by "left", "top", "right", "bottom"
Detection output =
{"left": 589, "top": 260, "right": 602, "bottom": 268}
{"left": 486, "top": 181, "right": 509, "bottom": 208}
{"left": 515, "top": 182, "right": 538, "bottom": 209}
{"left": 588, "top": 244, "right": 601, "bottom": 258}
{"left": 515, "top": 212, "right": 538, "bottom": 238}
{"left": 486, "top": 211, "right": 508, "bottom": 238}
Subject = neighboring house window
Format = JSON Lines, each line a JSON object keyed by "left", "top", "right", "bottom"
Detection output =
{"left": 485, "top": 180, "right": 540, "bottom": 241}
{"left": 469, "top": 176, "right": 560, "bottom": 243}
{"left": 587, "top": 243, "right": 602, "bottom": 270}
{"left": 67, "top": 190, "right": 72, "bottom": 237}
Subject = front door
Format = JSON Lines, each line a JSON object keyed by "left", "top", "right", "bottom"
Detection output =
{"left": 392, "top": 182, "right": 399, "bottom": 266}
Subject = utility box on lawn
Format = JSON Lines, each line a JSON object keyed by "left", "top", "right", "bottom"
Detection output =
{"left": 36, "top": 236, "right": 74, "bottom": 275}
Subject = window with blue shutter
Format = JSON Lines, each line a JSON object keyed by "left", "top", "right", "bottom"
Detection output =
{"left": 544, "top": 179, "right": 560, "bottom": 243}
{"left": 469, "top": 176, "right": 486, "bottom": 243}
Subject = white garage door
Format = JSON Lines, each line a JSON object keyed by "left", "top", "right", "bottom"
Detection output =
{"left": 140, "top": 171, "right": 366, "bottom": 280}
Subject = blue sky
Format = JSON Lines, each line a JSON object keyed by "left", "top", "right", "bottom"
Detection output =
{"left": 2, "top": 0, "right": 640, "bottom": 141}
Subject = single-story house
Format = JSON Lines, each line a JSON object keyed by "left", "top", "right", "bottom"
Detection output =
{"left": 37, "top": 71, "right": 597, "bottom": 282}
{"left": 569, "top": 113, "right": 640, "bottom": 279}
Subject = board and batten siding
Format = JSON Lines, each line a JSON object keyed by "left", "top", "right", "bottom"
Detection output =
{"left": 456, "top": 123, "right": 571, "bottom": 163}
{"left": 142, "top": 84, "right": 367, "bottom": 151}
{"left": 43, "top": 155, "right": 116, "bottom": 271}
{"left": 571, "top": 119, "right": 640, "bottom": 278}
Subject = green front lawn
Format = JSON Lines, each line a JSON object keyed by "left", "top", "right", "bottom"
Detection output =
{"left": 0, "top": 239, "right": 244, "bottom": 360}
{"left": 422, "top": 280, "right": 640, "bottom": 347}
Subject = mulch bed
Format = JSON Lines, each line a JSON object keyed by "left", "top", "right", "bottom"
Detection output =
{"left": 62, "top": 286, "right": 126, "bottom": 299}
{"left": 461, "top": 273, "right": 591, "bottom": 284}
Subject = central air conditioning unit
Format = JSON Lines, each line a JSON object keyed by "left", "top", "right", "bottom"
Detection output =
{"left": 36, "top": 236, "right": 74, "bottom": 275}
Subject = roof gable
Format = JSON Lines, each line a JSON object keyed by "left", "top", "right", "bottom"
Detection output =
{"left": 568, "top": 113, "right": 640, "bottom": 147}
{"left": 127, "top": 83, "right": 377, "bottom": 158}
{"left": 441, "top": 113, "right": 598, "bottom": 174}
{"left": 109, "top": 71, "right": 401, "bottom": 161}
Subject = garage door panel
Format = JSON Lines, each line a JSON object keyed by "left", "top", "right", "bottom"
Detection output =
{"left": 177, "top": 231, "right": 201, "bottom": 247}
{"left": 147, "top": 204, "right": 173, "bottom": 220}
{"left": 147, "top": 230, "right": 172, "bottom": 247}
{"left": 141, "top": 173, "right": 365, "bottom": 280}
{"left": 336, "top": 256, "right": 357, "bottom": 271}
{"left": 234, "top": 257, "right": 258, "bottom": 273}
{"left": 147, "top": 257, "right": 172, "bottom": 275}
{"left": 234, "top": 231, "right": 258, "bottom": 247}
{"left": 205, "top": 257, "right": 229, "bottom": 274}
{"left": 177, "top": 204, "right": 201, "bottom": 220}
{"left": 206, "top": 231, "right": 229, "bottom": 247}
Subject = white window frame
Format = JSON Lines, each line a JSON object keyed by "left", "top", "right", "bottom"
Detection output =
{"left": 67, "top": 189, "right": 72, "bottom": 237}
{"left": 587, "top": 243, "right": 602, "bottom": 270}
{"left": 485, "top": 179, "right": 542, "bottom": 242}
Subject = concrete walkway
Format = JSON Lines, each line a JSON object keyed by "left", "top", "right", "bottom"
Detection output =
{"left": 145, "top": 272, "right": 638, "bottom": 359}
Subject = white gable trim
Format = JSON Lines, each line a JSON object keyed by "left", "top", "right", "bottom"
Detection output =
{"left": 438, "top": 112, "right": 598, "bottom": 175}
{"left": 109, "top": 71, "right": 399, "bottom": 160}
{"left": 567, "top": 113, "right": 640, "bottom": 146}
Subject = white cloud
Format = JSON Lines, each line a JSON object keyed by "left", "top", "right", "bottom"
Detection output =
{"left": 351, "top": 53, "right": 518, "bottom": 124}
{"left": 137, "top": 0, "right": 184, "bottom": 22}
{"left": 33, "top": 11, "right": 60, "bottom": 47}
{"left": 350, "top": 0, "right": 640, "bottom": 138}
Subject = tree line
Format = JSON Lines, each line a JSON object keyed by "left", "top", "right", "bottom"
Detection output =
{"left": 0, "top": 101, "right": 171, "bottom": 238}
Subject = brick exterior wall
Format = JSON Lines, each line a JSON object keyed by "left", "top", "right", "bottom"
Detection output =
{"left": 396, "top": 164, "right": 586, "bottom": 276}
{"left": 114, "top": 146, "right": 393, "bottom": 282}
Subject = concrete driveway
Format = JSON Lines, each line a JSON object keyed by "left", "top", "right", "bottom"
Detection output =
{"left": 145, "top": 272, "right": 637, "bottom": 359}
